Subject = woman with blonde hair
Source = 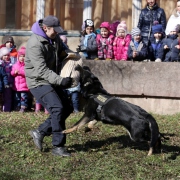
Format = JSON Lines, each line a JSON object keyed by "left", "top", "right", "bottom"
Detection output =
{"left": 137, "top": 0, "right": 166, "bottom": 45}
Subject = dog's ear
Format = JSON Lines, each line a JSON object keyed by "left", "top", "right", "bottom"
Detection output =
{"left": 83, "top": 66, "right": 91, "bottom": 72}
{"left": 75, "top": 64, "right": 83, "bottom": 72}
{"left": 90, "top": 74, "right": 97, "bottom": 80}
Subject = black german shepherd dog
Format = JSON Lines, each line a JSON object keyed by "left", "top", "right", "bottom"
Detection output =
{"left": 63, "top": 65, "right": 161, "bottom": 155}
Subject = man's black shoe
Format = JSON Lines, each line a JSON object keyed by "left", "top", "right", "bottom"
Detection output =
{"left": 52, "top": 146, "right": 71, "bottom": 157}
{"left": 29, "top": 129, "right": 44, "bottom": 151}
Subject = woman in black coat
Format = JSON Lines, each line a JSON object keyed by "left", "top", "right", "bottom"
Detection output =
{"left": 137, "top": 0, "right": 166, "bottom": 46}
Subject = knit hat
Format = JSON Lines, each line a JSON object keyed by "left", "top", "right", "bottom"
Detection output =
{"left": 18, "top": 46, "right": 26, "bottom": 57}
{"left": 152, "top": 24, "right": 163, "bottom": 34}
{"left": 0, "top": 47, "right": 10, "bottom": 59}
{"left": 82, "top": 19, "right": 94, "bottom": 31}
{"left": 100, "top": 22, "right": 110, "bottom": 31}
{"left": 116, "top": 21, "right": 127, "bottom": 34}
{"left": 2, "top": 35, "right": 14, "bottom": 45}
{"left": 131, "top": 27, "right": 141, "bottom": 37}
{"left": 169, "top": 24, "right": 180, "bottom": 33}
{"left": 110, "top": 20, "right": 120, "bottom": 35}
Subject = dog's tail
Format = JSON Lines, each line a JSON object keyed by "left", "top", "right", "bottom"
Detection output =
{"left": 145, "top": 113, "right": 161, "bottom": 156}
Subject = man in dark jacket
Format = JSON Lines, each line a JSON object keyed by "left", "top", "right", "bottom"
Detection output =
{"left": 25, "top": 15, "right": 74, "bottom": 157}
{"left": 137, "top": 0, "right": 166, "bottom": 46}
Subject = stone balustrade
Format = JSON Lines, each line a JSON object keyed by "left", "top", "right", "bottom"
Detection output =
{"left": 83, "top": 60, "right": 180, "bottom": 115}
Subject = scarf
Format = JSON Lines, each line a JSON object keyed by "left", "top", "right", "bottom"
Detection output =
{"left": 9, "top": 45, "right": 16, "bottom": 53}
{"left": 134, "top": 40, "right": 140, "bottom": 50}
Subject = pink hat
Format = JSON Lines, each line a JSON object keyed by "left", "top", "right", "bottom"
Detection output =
{"left": 100, "top": 22, "right": 110, "bottom": 31}
{"left": 0, "top": 47, "right": 10, "bottom": 59}
{"left": 117, "top": 21, "right": 127, "bottom": 33}
{"left": 18, "top": 46, "right": 26, "bottom": 56}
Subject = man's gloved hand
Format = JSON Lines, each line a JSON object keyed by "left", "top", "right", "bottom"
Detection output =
{"left": 61, "top": 77, "right": 72, "bottom": 88}
{"left": 76, "top": 46, "right": 81, "bottom": 52}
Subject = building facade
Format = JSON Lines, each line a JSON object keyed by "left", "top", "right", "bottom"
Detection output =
{"left": 0, "top": 0, "right": 177, "bottom": 32}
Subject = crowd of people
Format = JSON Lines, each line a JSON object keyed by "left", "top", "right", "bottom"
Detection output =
{"left": 0, "top": 0, "right": 179, "bottom": 113}
{"left": 0, "top": 0, "right": 180, "bottom": 157}
{"left": 0, "top": 41, "right": 29, "bottom": 112}
{"left": 0, "top": 34, "right": 81, "bottom": 114}
{"left": 78, "top": 0, "right": 180, "bottom": 62}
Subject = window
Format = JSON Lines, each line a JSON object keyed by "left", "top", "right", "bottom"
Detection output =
{"left": 5, "top": 0, "right": 16, "bottom": 28}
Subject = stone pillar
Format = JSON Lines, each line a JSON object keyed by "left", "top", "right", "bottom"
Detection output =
{"left": 0, "top": 0, "right": 6, "bottom": 28}
{"left": 36, "top": 0, "right": 45, "bottom": 21}
{"left": 132, "top": 0, "right": 142, "bottom": 28}
{"left": 93, "top": 0, "right": 103, "bottom": 27}
{"left": 83, "top": 0, "right": 92, "bottom": 22}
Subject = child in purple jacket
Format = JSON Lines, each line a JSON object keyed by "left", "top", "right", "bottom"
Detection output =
{"left": 0, "top": 48, "right": 9, "bottom": 111}
{"left": 0, "top": 47, "right": 14, "bottom": 111}
{"left": 11, "top": 47, "right": 29, "bottom": 112}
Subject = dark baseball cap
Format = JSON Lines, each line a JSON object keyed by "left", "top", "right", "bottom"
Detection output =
{"left": 42, "top": 15, "right": 64, "bottom": 33}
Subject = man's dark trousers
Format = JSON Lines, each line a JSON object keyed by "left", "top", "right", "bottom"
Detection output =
{"left": 30, "top": 85, "right": 73, "bottom": 147}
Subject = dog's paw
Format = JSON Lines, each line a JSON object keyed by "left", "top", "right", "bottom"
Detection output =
{"left": 62, "top": 130, "right": 67, "bottom": 134}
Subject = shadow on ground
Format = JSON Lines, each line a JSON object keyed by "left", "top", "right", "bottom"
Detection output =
{"left": 67, "top": 133, "right": 180, "bottom": 156}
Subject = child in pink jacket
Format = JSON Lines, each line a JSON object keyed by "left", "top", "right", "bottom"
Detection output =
{"left": 113, "top": 21, "right": 131, "bottom": 61}
{"left": 96, "top": 22, "right": 114, "bottom": 60}
{"left": 11, "top": 47, "right": 29, "bottom": 112}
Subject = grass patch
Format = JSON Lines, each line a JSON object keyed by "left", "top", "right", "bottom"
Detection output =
{"left": 0, "top": 112, "right": 180, "bottom": 180}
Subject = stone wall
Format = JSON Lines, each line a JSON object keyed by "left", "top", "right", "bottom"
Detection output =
{"left": 1, "top": 31, "right": 180, "bottom": 115}
{"left": 83, "top": 60, "right": 180, "bottom": 115}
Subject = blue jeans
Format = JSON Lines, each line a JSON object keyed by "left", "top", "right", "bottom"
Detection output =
{"left": 30, "top": 85, "right": 73, "bottom": 147}
{"left": 66, "top": 90, "right": 79, "bottom": 112}
{"left": 14, "top": 91, "right": 28, "bottom": 108}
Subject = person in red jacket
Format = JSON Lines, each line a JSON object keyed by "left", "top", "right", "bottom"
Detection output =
{"left": 0, "top": 36, "right": 18, "bottom": 64}
{"left": 11, "top": 47, "right": 29, "bottom": 112}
